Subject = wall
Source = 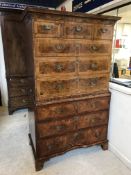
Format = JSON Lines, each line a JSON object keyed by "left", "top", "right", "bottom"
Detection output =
{"left": 0, "top": 25, "right": 8, "bottom": 106}
{"left": 108, "top": 83, "right": 131, "bottom": 170}
{"left": 56, "top": 0, "right": 73, "bottom": 11}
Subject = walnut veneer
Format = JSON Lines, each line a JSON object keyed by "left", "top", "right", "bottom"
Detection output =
{"left": 0, "top": 7, "right": 120, "bottom": 171}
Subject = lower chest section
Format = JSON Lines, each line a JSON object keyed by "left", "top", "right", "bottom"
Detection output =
{"left": 34, "top": 94, "right": 110, "bottom": 157}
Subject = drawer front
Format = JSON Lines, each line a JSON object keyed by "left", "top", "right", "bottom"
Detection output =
{"left": 36, "top": 102, "right": 77, "bottom": 121}
{"left": 35, "top": 39, "right": 76, "bottom": 57}
{"left": 37, "top": 110, "right": 108, "bottom": 138}
{"left": 64, "top": 22, "right": 93, "bottom": 39}
{"left": 77, "top": 111, "right": 108, "bottom": 130}
{"left": 9, "top": 96, "right": 34, "bottom": 108}
{"left": 37, "top": 118, "right": 76, "bottom": 138}
{"left": 8, "top": 77, "right": 33, "bottom": 87}
{"left": 9, "top": 87, "right": 33, "bottom": 97}
{"left": 78, "top": 96, "right": 110, "bottom": 114}
{"left": 35, "top": 58, "right": 76, "bottom": 78}
{"left": 94, "top": 25, "right": 114, "bottom": 40}
{"left": 37, "top": 126, "right": 107, "bottom": 157}
{"left": 36, "top": 78, "right": 78, "bottom": 101}
{"left": 79, "top": 75, "right": 109, "bottom": 94}
{"left": 78, "top": 41, "right": 111, "bottom": 56}
{"left": 34, "top": 20, "right": 62, "bottom": 37}
{"left": 79, "top": 56, "right": 110, "bottom": 75}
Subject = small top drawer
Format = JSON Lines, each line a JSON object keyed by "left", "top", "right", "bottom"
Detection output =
{"left": 34, "top": 20, "right": 62, "bottom": 38}
{"left": 64, "top": 22, "right": 93, "bottom": 39}
{"left": 8, "top": 77, "right": 33, "bottom": 87}
{"left": 94, "top": 25, "right": 114, "bottom": 40}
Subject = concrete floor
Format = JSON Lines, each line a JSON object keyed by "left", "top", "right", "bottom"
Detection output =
{"left": 0, "top": 107, "right": 131, "bottom": 175}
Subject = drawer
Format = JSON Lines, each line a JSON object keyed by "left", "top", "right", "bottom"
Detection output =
{"left": 9, "top": 87, "right": 33, "bottom": 97}
{"left": 64, "top": 22, "right": 93, "bottom": 39}
{"left": 36, "top": 102, "right": 77, "bottom": 121}
{"left": 35, "top": 38, "right": 76, "bottom": 57}
{"left": 37, "top": 126, "right": 107, "bottom": 157}
{"left": 78, "top": 56, "right": 110, "bottom": 75}
{"left": 77, "top": 110, "right": 108, "bottom": 130}
{"left": 37, "top": 118, "right": 76, "bottom": 138}
{"left": 9, "top": 96, "right": 34, "bottom": 108}
{"left": 34, "top": 20, "right": 62, "bottom": 37}
{"left": 78, "top": 40, "right": 111, "bottom": 56}
{"left": 35, "top": 58, "right": 77, "bottom": 78}
{"left": 79, "top": 74, "right": 109, "bottom": 94}
{"left": 36, "top": 77, "right": 78, "bottom": 101}
{"left": 8, "top": 77, "right": 33, "bottom": 87}
{"left": 94, "top": 24, "right": 114, "bottom": 40}
{"left": 78, "top": 96, "right": 110, "bottom": 114}
{"left": 37, "top": 110, "right": 108, "bottom": 138}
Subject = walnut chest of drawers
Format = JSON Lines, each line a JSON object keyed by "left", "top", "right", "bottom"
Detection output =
{"left": 0, "top": 7, "right": 120, "bottom": 171}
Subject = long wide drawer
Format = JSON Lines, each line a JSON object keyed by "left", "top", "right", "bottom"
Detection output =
{"left": 35, "top": 74, "right": 109, "bottom": 101}
{"left": 37, "top": 110, "right": 109, "bottom": 138}
{"left": 37, "top": 126, "right": 107, "bottom": 157}
{"left": 36, "top": 94, "right": 110, "bottom": 121}
{"left": 34, "top": 39, "right": 111, "bottom": 57}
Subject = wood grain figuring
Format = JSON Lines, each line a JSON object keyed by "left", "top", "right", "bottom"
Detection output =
{"left": 35, "top": 38, "right": 76, "bottom": 57}
{"left": 36, "top": 102, "right": 77, "bottom": 121}
{"left": 79, "top": 74, "right": 109, "bottom": 94}
{"left": 36, "top": 77, "right": 78, "bottom": 100}
{"left": 94, "top": 24, "right": 114, "bottom": 40}
{"left": 78, "top": 56, "right": 110, "bottom": 75}
{"left": 34, "top": 20, "right": 63, "bottom": 38}
{"left": 35, "top": 58, "right": 76, "bottom": 78}
{"left": 64, "top": 22, "right": 93, "bottom": 39}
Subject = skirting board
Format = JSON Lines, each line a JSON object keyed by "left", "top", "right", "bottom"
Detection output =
{"left": 109, "top": 142, "right": 131, "bottom": 170}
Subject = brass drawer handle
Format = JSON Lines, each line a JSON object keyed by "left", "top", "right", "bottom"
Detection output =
{"left": 20, "top": 79, "right": 25, "bottom": 83}
{"left": 55, "top": 83, "right": 64, "bottom": 91}
{"left": 55, "top": 64, "right": 63, "bottom": 72}
{"left": 74, "top": 116, "right": 79, "bottom": 121}
{"left": 94, "top": 130, "right": 100, "bottom": 138}
{"left": 75, "top": 26, "right": 82, "bottom": 32}
{"left": 56, "top": 125, "right": 65, "bottom": 131}
{"left": 89, "top": 78, "right": 98, "bottom": 87}
{"left": 90, "top": 45, "right": 98, "bottom": 52}
{"left": 91, "top": 63, "right": 97, "bottom": 70}
{"left": 42, "top": 25, "right": 52, "bottom": 30}
{"left": 91, "top": 118, "right": 95, "bottom": 123}
{"left": 21, "top": 89, "right": 25, "bottom": 93}
{"left": 56, "top": 107, "right": 65, "bottom": 114}
{"left": 56, "top": 44, "right": 64, "bottom": 51}
{"left": 100, "top": 28, "right": 108, "bottom": 33}
{"left": 48, "top": 145, "right": 53, "bottom": 151}
{"left": 22, "top": 99, "right": 26, "bottom": 103}
{"left": 29, "top": 88, "right": 33, "bottom": 93}
{"left": 73, "top": 132, "right": 81, "bottom": 139}
{"left": 90, "top": 102, "right": 96, "bottom": 108}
